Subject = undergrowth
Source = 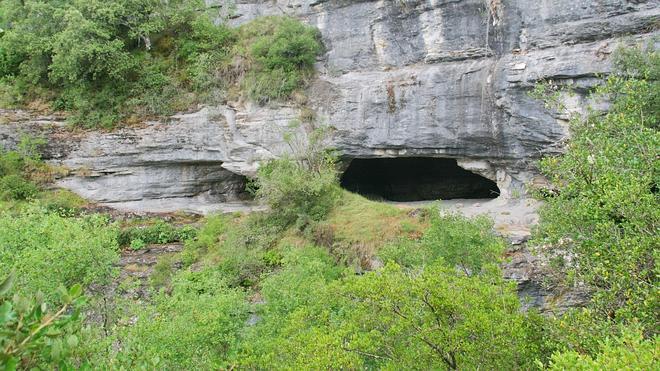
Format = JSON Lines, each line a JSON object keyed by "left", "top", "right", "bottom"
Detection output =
{"left": 0, "top": 1, "right": 322, "bottom": 128}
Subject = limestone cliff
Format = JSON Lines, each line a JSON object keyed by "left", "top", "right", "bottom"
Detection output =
{"left": 1, "top": 0, "right": 658, "bottom": 212}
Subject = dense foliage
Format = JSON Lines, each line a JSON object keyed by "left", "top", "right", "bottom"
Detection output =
{"left": 0, "top": 1, "right": 322, "bottom": 127}
{"left": 117, "top": 219, "right": 197, "bottom": 249}
{"left": 255, "top": 125, "right": 341, "bottom": 228}
{"left": 380, "top": 211, "right": 505, "bottom": 274}
{"left": 71, "top": 207, "right": 547, "bottom": 369}
{"left": 531, "top": 45, "right": 659, "bottom": 366}
{"left": 239, "top": 253, "right": 548, "bottom": 369}
{"left": 0, "top": 207, "right": 119, "bottom": 300}
{"left": 0, "top": 275, "right": 86, "bottom": 370}
{"left": 256, "top": 157, "right": 341, "bottom": 228}
{"left": 109, "top": 269, "right": 248, "bottom": 369}
{"left": 237, "top": 16, "right": 323, "bottom": 102}
{"left": 548, "top": 325, "right": 658, "bottom": 370}
{"left": 0, "top": 137, "right": 43, "bottom": 201}
{"left": 0, "top": 13, "right": 657, "bottom": 365}
{"left": 535, "top": 46, "right": 659, "bottom": 335}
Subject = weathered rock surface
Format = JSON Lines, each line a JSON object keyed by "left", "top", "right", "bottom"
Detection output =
{"left": 503, "top": 247, "right": 591, "bottom": 314}
{"left": 1, "top": 0, "right": 658, "bottom": 211}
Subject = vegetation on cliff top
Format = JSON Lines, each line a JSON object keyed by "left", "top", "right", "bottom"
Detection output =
{"left": 0, "top": 1, "right": 322, "bottom": 128}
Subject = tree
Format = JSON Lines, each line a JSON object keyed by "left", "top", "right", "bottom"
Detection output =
{"left": 534, "top": 45, "right": 659, "bottom": 333}
{"left": 0, "top": 273, "right": 87, "bottom": 369}
{"left": 239, "top": 248, "right": 548, "bottom": 370}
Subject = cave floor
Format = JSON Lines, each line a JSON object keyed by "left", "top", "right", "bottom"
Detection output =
{"left": 388, "top": 197, "right": 541, "bottom": 244}
{"left": 101, "top": 198, "right": 266, "bottom": 215}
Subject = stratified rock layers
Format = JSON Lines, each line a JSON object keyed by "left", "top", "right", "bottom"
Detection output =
{"left": 1, "top": 0, "right": 658, "bottom": 209}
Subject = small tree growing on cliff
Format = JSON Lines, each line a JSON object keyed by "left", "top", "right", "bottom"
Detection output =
{"left": 255, "top": 121, "right": 341, "bottom": 228}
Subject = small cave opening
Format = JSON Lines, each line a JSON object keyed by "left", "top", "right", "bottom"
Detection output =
{"left": 340, "top": 157, "right": 500, "bottom": 202}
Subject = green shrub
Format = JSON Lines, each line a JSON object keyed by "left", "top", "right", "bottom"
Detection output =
{"left": 255, "top": 156, "right": 341, "bottom": 228}
{"left": 379, "top": 210, "right": 505, "bottom": 274}
{"left": 110, "top": 267, "right": 249, "bottom": 369}
{"left": 180, "top": 213, "right": 231, "bottom": 264}
{"left": 150, "top": 254, "right": 179, "bottom": 289}
{"left": 0, "top": 174, "right": 38, "bottom": 200}
{"left": 214, "top": 213, "right": 289, "bottom": 287}
{"left": 0, "top": 151, "right": 24, "bottom": 177}
{"left": 0, "top": 137, "right": 50, "bottom": 201}
{"left": 0, "top": 206, "right": 119, "bottom": 300}
{"left": 548, "top": 325, "right": 658, "bottom": 370}
{"left": 118, "top": 220, "right": 197, "bottom": 247}
{"left": 258, "top": 245, "right": 344, "bottom": 317}
{"left": 129, "top": 238, "right": 146, "bottom": 250}
{"left": 180, "top": 212, "right": 285, "bottom": 288}
{"left": 236, "top": 16, "right": 322, "bottom": 102}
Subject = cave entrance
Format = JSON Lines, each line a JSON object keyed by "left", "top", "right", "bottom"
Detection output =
{"left": 340, "top": 157, "right": 500, "bottom": 202}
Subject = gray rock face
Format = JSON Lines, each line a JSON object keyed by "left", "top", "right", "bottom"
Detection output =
{"left": 0, "top": 109, "right": 250, "bottom": 209}
{"left": 503, "top": 247, "right": 591, "bottom": 314}
{"left": 216, "top": 0, "right": 658, "bottom": 197}
{"left": 1, "top": 0, "right": 658, "bottom": 210}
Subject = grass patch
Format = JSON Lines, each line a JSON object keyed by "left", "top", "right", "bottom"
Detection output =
{"left": 315, "top": 192, "right": 429, "bottom": 264}
{"left": 37, "top": 189, "right": 87, "bottom": 216}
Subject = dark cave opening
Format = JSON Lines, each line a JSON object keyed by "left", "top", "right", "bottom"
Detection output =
{"left": 340, "top": 157, "right": 500, "bottom": 202}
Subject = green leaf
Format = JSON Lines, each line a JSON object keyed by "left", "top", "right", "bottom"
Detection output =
{"left": 66, "top": 334, "right": 79, "bottom": 348}
{"left": 4, "top": 356, "right": 18, "bottom": 371}
{"left": 56, "top": 286, "right": 71, "bottom": 303}
{"left": 68, "top": 284, "right": 83, "bottom": 298}
{"left": 0, "top": 302, "right": 15, "bottom": 324}
{"left": 0, "top": 271, "right": 14, "bottom": 296}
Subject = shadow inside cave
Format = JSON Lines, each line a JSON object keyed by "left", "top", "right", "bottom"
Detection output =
{"left": 340, "top": 157, "right": 500, "bottom": 202}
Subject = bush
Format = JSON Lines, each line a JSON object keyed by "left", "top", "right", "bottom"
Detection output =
{"left": 0, "top": 147, "right": 39, "bottom": 200}
{"left": 548, "top": 325, "right": 658, "bottom": 370}
{"left": 255, "top": 125, "right": 341, "bottom": 229}
{"left": 0, "top": 274, "right": 87, "bottom": 369}
{"left": 236, "top": 16, "right": 322, "bottom": 102}
{"left": 0, "top": 174, "right": 38, "bottom": 200}
{"left": 257, "top": 245, "right": 344, "bottom": 317}
{"left": 182, "top": 212, "right": 288, "bottom": 288}
{"left": 109, "top": 268, "right": 248, "bottom": 369}
{"left": 255, "top": 157, "right": 341, "bottom": 228}
{"left": 117, "top": 220, "right": 197, "bottom": 247}
{"left": 180, "top": 214, "right": 231, "bottom": 265}
{"left": 0, "top": 206, "right": 119, "bottom": 300}
{"left": 0, "top": 151, "right": 24, "bottom": 177}
{"left": 379, "top": 210, "right": 505, "bottom": 274}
